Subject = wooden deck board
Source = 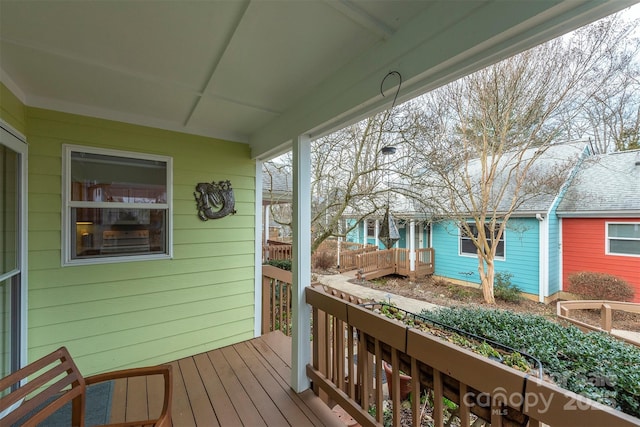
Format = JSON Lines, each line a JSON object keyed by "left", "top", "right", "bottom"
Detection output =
{"left": 234, "top": 341, "right": 313, "bottom": 427}
{"left": 241, "top": 340, "right": 342, "bottom": 427}
{"left": 192, "top": 353, "right": 241, "bottom": 426}
{"left": 220, "top": 346, "right": 288, "bottom": 426}
{"left": 110, "top": 332, "right": 343, "bottom": 426}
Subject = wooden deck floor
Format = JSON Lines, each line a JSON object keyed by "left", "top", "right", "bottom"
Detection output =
{"left": 109, "top": 331, "right": 345, "bottom": 427}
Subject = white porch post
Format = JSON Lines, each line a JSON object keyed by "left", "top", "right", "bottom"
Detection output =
{"left": 291, "top": 134, "right": 311, "bottom": 392}
{"left": 409, "top": 220, "right": 416, "bottom": 272}
{"left": 374, "top": 219, "right": 380, "bottom": 248}
{"left": 254, "top": 161, "right": 264, "bottom": 337}
{"left": 264, "top": 203, "right": 270, "bottom": 244}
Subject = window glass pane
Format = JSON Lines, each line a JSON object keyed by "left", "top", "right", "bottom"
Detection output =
{"left": 608, "top": 223, "right": 640, "bottom": 239}
{"left": 367, "top": 221, "right": 375, "bottom": 237}
{"left": 72, "top": 208, "right": 167, "bottom": 259}
{"left": 71, "top": 152, "right": 166, "bottom": 203}
{"left": 461, "top": 238, "right": 476, "bottom": 255}
{"left": 1, "top": 146, "right": 18, "bottom": 274}
{"left": 460, "top": 223, "right": 504, "bottom": 258}
{"left": 610, "top": 239, "right": 640, "bottom": 256}
{"left": 1, "top": 277, "right": 9, "bottom": 383}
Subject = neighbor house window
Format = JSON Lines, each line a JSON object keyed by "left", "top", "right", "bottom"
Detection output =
{"left": 460, "top": 222, "right": 505, "bottom": 258}
{"left": 63, "top": 145, "right": 172, "bottom": 265}
{"left": 367, "top": 219, "right": 375, "bottom": 238}
{"left": 606, "top": 222, "right": 640, "bottom": 256}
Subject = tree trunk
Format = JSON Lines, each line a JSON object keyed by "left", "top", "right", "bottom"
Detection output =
{"left": 478, "top": 256, "right": 496, "bottom": 304}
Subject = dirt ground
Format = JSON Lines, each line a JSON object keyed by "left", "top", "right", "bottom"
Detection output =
{"left": 352, "top": 274, "right": 640, "bottom": 333}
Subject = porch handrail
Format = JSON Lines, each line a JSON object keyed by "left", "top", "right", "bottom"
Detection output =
{"left": 306, "top": 286, "right": 639, "bottom": 427}
{"left": 261, "top": 264, "right": 368, "bottom": 336}
{"left": 262, "top": 243, "right": 292, "bottom": 262}
{"left": 261, "top": 264, "right": 293, "bottom": 335}
{"left": 339, "top": 244, "right": 377, "bottom": 272}
{"left": 557, "top": 300, "right": 640, "bottom": 347}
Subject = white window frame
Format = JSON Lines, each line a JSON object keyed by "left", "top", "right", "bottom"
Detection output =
{"left": 62, "top": 144, "right": 173, "bottom": 265}
{"left": 606, "top": 221, "right": 640, "bottom": 258}
{"left": 459, "top": 222, "right": 506, "bottom": 260}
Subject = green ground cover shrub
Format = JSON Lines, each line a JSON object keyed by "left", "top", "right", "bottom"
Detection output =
{"left": 568, "top": 271, "right": 635, "bottom": 301}
{"left": 422, "top": 306, "right": 640, "bottom": 418}
{"left": 266, "top": 259, "right": 292, "bottom": 271}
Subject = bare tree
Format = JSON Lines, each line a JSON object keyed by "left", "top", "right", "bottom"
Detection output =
{"left": 560, "top": 13, "right": 640, "bottom": 152}
{"left": 265, "top": 106, "right": 416, "bottom": 253}
{"left": 407, "top": 14, "right": 633, "bottom": 303}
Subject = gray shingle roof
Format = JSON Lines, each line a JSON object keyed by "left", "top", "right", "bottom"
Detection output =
{"left": 557, "top": 149, "right": 640, "bottom": 216}
{"left": 262, "top": 163, "right": 292, "bottom": 204}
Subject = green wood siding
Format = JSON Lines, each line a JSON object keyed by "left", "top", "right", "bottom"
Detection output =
{"left": 0, "top": 82, "right": 27, "bottom": 134}
{"left": 26, "top": 107, "right": 256, "bottom": 375}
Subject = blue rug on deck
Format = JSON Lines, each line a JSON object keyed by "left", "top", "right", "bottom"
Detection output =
{"left": 11, "top": 381, "right": 113, "bottom": 427}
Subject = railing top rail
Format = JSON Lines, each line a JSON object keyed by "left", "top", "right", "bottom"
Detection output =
{"left": 262, "top": 264, "right": 293, "bottom": 282}
{"left": 557, "top": 300, "right": 640, "bottom": 313}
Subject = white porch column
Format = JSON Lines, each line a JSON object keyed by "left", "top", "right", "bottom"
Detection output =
{"left": 254, "top": 161, "right": 264, "bottom": 337}
{"left": 264, "top": 203, "right": 270, "bottom": 244}
{"left": 291, "top": 135, "right": 311, "bottom": 392}
{"left": 409, "top": 220, "right": 416, "bottom": 271}
{"left": 374, "top": 219, "right": 380, "bottom": 248}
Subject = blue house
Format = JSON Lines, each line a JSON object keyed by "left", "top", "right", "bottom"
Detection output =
{"left": 345, "top": 141, "right": 590, "bottom": 302}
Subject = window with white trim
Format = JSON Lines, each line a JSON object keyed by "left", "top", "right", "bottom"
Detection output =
{"left": 367, "top": 219, "right": 375, "bottom": 238}
{"left": 63, "top": 145, "right": 172, "bottom": 265}
{"left": 606, "top": 222, "right": 640, "bottom": 256}
{"left": 460, "top": 222, "right": 505, "bottom": 258}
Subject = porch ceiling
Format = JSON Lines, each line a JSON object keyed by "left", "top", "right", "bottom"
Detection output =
{"left": 0, "top": 0, "right": 636, "bottom": 159}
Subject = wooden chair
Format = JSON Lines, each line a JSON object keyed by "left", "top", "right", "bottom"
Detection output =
{"left": 0, "top": 346, "right": 172, "bottom": 427}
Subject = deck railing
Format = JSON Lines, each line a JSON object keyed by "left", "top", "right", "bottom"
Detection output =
{"left": 261, "top": 264, "right": 293, "bottom": 335}
{"left": 262, "top": 242, "right": 293, "bottom": 262}
{"left": 415, "top": 248, "right": 434, "bottom": 277}
{"left": 339, "top": 244, "right": 378, "bottom": 272}
{"left": 345, "top": 247, "right": 435, "bottom": 280}
{"left": 306, "top": 286, "right": 640, "bottom": 427}
{"left": 557, "top": 300, "right": 640, "bottom": 346}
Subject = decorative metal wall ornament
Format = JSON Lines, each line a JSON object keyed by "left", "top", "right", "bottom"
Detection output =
{"left": 194, "top": 180, "right": 236, "bottom": 221}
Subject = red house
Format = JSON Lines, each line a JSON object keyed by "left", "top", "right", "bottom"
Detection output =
{"left": 558, "top": 151, "right": 640, "bottom": 302}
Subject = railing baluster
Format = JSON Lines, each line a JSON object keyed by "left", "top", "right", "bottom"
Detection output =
{"left": 348, "top": 325, "right": 356, "bottom": 400}
{"left": 278, "top": 280, "right": 285, "bottom": 334}
{"left": 271, "top": 279, "right": 276, "bottom": 332}
{"left": 411, "top": 357, "right": 420, "bottom": 427}
{"left": 391, "top": 348, "right": 401, "bottom": 427}
{"left": 374, "top": 339, "right": 383, "bottom": 424}
{"left": 491, "top": 395, "right": 504, "bottom": 427}
{"left": 324, "top": 312, "right": 331, "bottom": 377}
{"left": 336, "top": 318, "right": 345, "bottom": 392}
{"left": 358, "top": 332, "right": 369, "bottom": 409}
{"left": 432, "top": 368, "right": 443, "bottom": 426}
{"left": 458, "top": 383, "right": 471, "bottom": 426}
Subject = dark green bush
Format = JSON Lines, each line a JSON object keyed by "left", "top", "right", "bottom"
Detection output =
{"left": 422, "top": 306, "right": 640, "bottom": 418}
{"left": 266, "top": 259, "right": 292, "bottom": 271}
{"left": 493, "top": 272, "right": 523, "bottom": 303}
{"left": 568, "top": 272, "right": 635, "bottom": 301}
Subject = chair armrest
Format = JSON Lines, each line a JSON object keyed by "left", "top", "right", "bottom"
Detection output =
{"left": 85, "top": 365, "right": 172, "bottom": 427}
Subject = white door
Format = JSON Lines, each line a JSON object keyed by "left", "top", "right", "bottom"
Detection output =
{"left": 0, "top": 125, "right": 27, "bottom": 391}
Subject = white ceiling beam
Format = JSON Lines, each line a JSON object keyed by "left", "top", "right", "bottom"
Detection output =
{"left": 183, "top": 0, "right": 251, "bottom": 127}
{"left": 324, "top": 0, "right": 395, "bottom": 40}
